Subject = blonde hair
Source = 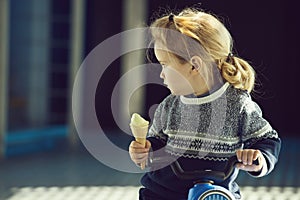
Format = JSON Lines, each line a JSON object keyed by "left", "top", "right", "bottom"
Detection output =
{"left": 149, "top": 8, "right": 255, "bottom": 93}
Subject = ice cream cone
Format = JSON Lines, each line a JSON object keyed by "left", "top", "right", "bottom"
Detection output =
{"left": 130, "top": 113, "right": 149, "bottom": 170}
{"left": 130, "top": 124, "right": 148, "bottom": 140}
{"left": 130, "top": 124, "right": 148, "bottom": 170}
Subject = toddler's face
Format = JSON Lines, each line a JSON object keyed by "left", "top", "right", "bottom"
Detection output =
{"left": 154, "top": 47, "right": 194, "bottom": 95}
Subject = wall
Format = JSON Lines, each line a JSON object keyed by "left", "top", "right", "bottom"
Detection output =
{"left": 84, "top": 0, "right": 299, "bottom": 136}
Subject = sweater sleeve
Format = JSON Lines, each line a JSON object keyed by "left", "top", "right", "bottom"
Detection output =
{"left": 147, "top": 101, "right": 168, "bottom": 151}
{"left": 239, "top": 97, "right": 281, "bottom": 177}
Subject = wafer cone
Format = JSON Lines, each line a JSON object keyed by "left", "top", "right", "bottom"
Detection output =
{"left": 130, "top": 113, "right": 149, "bottom": 170}
{"left": 130, "top": 124, "right": 148, "bottom": 170}
{"left": 130, "top": 124, "right": 148, "bottom": 141}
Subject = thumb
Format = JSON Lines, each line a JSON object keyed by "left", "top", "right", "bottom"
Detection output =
{"left": 145, "top": 140, "right": 151, "bottom": 149}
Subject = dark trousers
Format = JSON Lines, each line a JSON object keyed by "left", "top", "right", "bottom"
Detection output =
{"left": 139, "top": 188, "right": 169, "bottom": 200}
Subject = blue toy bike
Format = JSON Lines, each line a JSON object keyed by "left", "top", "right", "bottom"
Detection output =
{"left": 150, "top": 156, "right": 247, "bottom": 200}
{"left": 170, "top": 156, "right": 238, "bottom": 200}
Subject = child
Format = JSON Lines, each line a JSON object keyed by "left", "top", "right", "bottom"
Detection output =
{"left": 129, "top": 7, "right": 281, "bottom": 200}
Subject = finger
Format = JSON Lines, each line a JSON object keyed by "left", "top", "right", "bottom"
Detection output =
{"left": 140, "top": 161, "right": 146, "bottom": 170}
{"left": 237, "top": 164, "right": 260, "bottom": 172}
{"left": 129, "top": 153, "right": 148, "bottom": 160}
{"left": 132, "top": 158, "right": 146, "bottom": 165}
{"left": 254, "top": 150, "right": 264, "bottom": 168}
{"left": 145, "top": 140, "right": 151, "bottom": 149}
{"left": 247, "top": 150, "right": 255, "bottom": 165}
{"left": 236, "top": 150, "right": 242, "bottom": 162}
{"left": 130, "top": 152, "right": 149, "bottom": 160}
{"left": 130, "top": 153, "right": 149, "bottom": 163}
{"left": 130, "top": 141, "right": 146, "bottom": 148}
{"left": 242, "top": 150, "right": 249, "bottom": 165}
{"left": 236, "top": 163, "right": 249, "bottom": 171}
{"left": 129, "top": 146, "right": 149, "bottom": 154}
{"left": 235, "top": 163, "right": 243, "bottom": 169}
{"left": 253, "top": 150, "right": 260, "bottom": 162}
{"left": 129, "top": 149, "right": 149, "bottom": 154}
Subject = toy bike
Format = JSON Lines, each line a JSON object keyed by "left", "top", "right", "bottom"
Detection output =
{"left": 150, "top": 156, "right": 249, "bottom": 200}
{"left": 171, "top": 156, "right": 238, "bottom": 200}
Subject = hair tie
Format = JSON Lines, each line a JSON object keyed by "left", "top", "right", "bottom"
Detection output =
{"left": 169, "top": 14, "right": 174, "bottom": 22}
{"left": 226, "top": 52, "right": 234, "bottom": 63}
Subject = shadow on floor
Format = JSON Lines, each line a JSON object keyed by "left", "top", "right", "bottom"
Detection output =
{"left": 0, "top": 133, "right": 298, "bottom": 199}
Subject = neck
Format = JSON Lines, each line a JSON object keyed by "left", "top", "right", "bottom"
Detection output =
{"left": 192, "top": 77, "right": 224, "bottom": 97}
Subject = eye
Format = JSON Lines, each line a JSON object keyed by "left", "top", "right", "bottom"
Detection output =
{"left": 161, "top": 63, "right": 167, "bottom": 68}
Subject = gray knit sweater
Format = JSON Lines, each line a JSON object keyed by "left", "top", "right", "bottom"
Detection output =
{"left": 142, "top": 82, "right": 281, "bottom": 199}
{"left": 149, "top": 82, "right": 279, "bottom": 162}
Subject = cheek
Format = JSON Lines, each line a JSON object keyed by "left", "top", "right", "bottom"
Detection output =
{"left": 164, "top": 68, "right": 183, "bottom": 83}
{"left": 164, "top": 68, "right": 193, "bottom": 94}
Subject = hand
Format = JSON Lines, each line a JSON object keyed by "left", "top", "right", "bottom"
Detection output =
{"left": 129, "top": 140, "right": 151, "bottom": 167}
{"left": 235, "top": 149, "right": 265, "bottom": 172}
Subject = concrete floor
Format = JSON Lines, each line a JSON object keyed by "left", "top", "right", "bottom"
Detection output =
{"left": 0, "top": 135, "right": 299, "bottom": 200}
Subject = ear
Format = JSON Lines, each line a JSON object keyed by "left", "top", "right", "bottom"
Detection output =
{"left": 190, "top": 56, "right": 203, "bottom": 73}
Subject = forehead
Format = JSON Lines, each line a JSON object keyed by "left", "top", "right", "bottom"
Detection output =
{"left": 154, "top": 48, "right": 168, "bottom": 60}
{"left": 154, "top": 42, "right": 173, "bottom": 61}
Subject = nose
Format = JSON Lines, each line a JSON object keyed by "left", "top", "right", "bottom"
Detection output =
{"left": 160, "top": 69, "right": 165, "bottom": 79}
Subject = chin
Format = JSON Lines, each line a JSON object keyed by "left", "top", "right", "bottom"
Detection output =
{"left": 169, "top": 89, "right": 178, "bottom": 95}
{"left": 170, "top": 90, "right": 188, "bottom": 96}
{"left": 168, "top": 87, "right": 192, "bottom": 96}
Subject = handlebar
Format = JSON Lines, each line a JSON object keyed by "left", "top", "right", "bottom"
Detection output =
{"left": 170, "top": 156, "right": 239, "bottom": 181}
{"left": 150, "top": 155, "right": 259, "bottom": 181}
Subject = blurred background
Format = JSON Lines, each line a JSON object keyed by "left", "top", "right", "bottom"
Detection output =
{"left": 0, "top": 0, "right": 299, "bottom": 199}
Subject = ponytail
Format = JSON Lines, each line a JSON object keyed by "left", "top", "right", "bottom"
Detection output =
{"left": 219, "top": 55, "right": 255, "bottom": 93}
{"left": 149, "top": 8, "right": 256, "bottom": 93}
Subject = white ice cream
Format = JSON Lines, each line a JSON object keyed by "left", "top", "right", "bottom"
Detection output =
{"left": 130, "top": 113, "right": 149, "bottom": 127}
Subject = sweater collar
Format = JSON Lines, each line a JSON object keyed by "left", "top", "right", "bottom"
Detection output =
{"left": 180, "top": 82, "right": 230, "bottom": 105}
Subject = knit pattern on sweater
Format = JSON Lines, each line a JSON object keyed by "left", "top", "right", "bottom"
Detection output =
{"left": 148, "top": 83, "right": 279, "bottom": 161}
